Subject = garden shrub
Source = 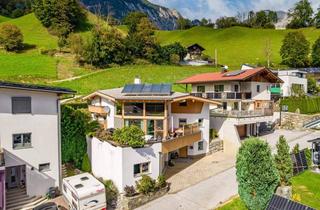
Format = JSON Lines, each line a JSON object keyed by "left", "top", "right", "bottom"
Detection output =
{"left": 274, "top": 136, "right": 293, "bottom": 186}
{"left": 124, "top": 185, "right": 136, "bottom": 197}
{"left": 81, "top": 153, "right": 91, "bottom": 172}
{"left": 113, "top": 125, "right": 145, "bottom": 148}
{"left": 103, "top": 180, "right": 118, "bottom": 205}
{"left": 0, "top": 23, "right": 23, "bottom": 51}
{"left": 305, "top": 148, "right": 312, "bottom": 167}
{"left": 156, "top": 175, "right": 167, "bottom": 189}
{"left": 236, "top": 137, "right": 279, "bottom": 210}
{"left": 136, "top": 175, "right": 156, "bottom": 195}
{"left": 292, "top": 143, "right": 300, "bottom": 154}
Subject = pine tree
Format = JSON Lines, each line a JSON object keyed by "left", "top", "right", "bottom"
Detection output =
{"left": 274, "top": 136, "right": 293, "bottom": 186}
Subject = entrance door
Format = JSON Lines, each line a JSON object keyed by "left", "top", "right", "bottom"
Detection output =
{"left": 6, "top": 167, "right": 18, "bottom": 189}
{"left": 179, "top": 146, "right": 188, "bottom": 158}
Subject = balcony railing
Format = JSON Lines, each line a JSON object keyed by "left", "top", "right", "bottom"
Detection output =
{"left": 192, "top": 92, "right": 252, "bottom": 100}
{"left": 88, "top": 105, "right": 108, "bottom": 115}
{"left": 0, "top": 149, "right": 4, "bottom": 167}
{"left": 210, "top": 108, "right": 274, "bottom": 118}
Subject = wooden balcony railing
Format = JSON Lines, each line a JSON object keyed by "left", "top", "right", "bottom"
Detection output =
{"left": 210, "top": 108, "right": 274, "bottom": 118}
{"left": 88, "top": 105, "right": 108, "bottom": 115}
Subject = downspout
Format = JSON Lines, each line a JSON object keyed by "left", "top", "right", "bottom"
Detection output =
{"left": 57, "top": 97, "right": 62, "bottom": 191}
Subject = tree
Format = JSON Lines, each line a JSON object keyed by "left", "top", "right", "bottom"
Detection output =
{"left": 274, "top": 136, "right": 293, "bottom": 186}
{"left": 287, "top": 0, "right": 314, "bottom": 28}
{"left": 216, "top": 17, "right": 238, "bottom": 29}
{"left": 123, "top": 12, "right": 148, "bottom": 34}
{"left": 177, "top": 17, "right": 192, "bottom": 30}
{"left": 280, "top": 32, "right": 310, "bottom": 67}
{"left": 113, "top": 125, "right": 145, "bottom": 148}
{"left": 68, "top": 33, "right": 84, "bottom": 62}
{"left": 61, "top": 105, "right": 98, "bottom": 168}
{"left": 255, "top": 11, "right": 268, "bottom": 27}
{"left": 32, "top": 0, "right": 84, "bottom": 36}
{"left": 292, "top": 143, "right": 300, "bottom": 154}
{"left": 0, "top": 23, "right": 23, "bottom": 51}
{"left": 200, "top": 18, "right": 209, "bottom": 26}
{"left": 236, "top": 138, "right": 279, "bottom": 210}
{"left": 315, "top": 8, "right": 320, "bottom": 28}
{"left": 307, "top": 76, "right": 320, "bottom": 95}
{"left": 312, "top": 37, "right": 320, "bottom": 67}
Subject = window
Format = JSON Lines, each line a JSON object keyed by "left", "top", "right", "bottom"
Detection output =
{"left": 12, "top": 97, "right": 31, "bottom": 114}
{"left": 214, "top": 85, "right": 224, "bottom": 92}
{"left": 197, "top": 86, "right": 205, "bottom": 93}
{"left": 147, "top": 120, "right": 164, "bottom": 139}
{"left": 234, "top": 84, "right": 239, "bottom": 92}
{"left": 39, "top": 163, "right": 50, "bottom": 172}
{"left": 233, "top": 102, "right": 239, "bottom": 110}
{"left": 116, "top": 102, "right": 122, "bottom": 115}
{"left": 222, "top": 102, "right": 227, "bottom": 110}
{"left": 124, "top": 102, "right": 143, "bottom": 116}
{"left": 198, "top": 118, "right": 204, "bottom": 127}
{"left": 13, "top": 133, "right": 32, "bottom": 149}
{"left": 198, "top": 141, "right": 204, "bottom": 151}
{"left": 146, "top": 103, "right": 164, "bottom": 116}
{"left": 179, "top": 119, "right": 187, "bottom": 128}
{"left": 256, "top": 85, "right": 260, "bottom": 93}
{"left": 124, "top": 119, "right": 144, "bottom": 130}
{"left": 133, "top": 162, "right": 150, "bottom": 176}
{"left": 179, "top": 100, "right": 187, "bottom": 107}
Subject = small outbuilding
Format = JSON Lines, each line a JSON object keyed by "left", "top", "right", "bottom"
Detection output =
{"left": 186, "top": 44, "right": 205, "bottom": 60}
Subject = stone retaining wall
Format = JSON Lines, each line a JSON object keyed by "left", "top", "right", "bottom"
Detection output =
{"left": 281, "top": 112, "right": 320, "bottom": 130}
{"left": 116, "top": 186, "right": 169, "bottom": 210}
{"left": 208, "top": 139, "right": 223, "bottom": 154}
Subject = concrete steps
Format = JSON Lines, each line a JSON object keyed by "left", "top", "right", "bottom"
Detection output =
{"left": 6, "top": 188, "right": 47, "bottom": 210}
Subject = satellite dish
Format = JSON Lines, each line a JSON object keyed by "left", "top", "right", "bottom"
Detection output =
{"left": 104, "top": 106, "right": 110, "bottom": 114}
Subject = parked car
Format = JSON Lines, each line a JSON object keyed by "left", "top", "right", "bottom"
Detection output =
{"left": 33, "top": 202, "right": 59, "bottom": 210}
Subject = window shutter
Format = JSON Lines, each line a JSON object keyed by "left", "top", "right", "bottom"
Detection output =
{"left": 12, "top": 97, "right": 31, "bottom": 114}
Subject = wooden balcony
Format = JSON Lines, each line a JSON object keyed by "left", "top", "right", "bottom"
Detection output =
{"left": 88, "top": 105, "right": 108, "bottom": 115}
{"left": 162, "top": 123, "right": 201, "bottom": 153}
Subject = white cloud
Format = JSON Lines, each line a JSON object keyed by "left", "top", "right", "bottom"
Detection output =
{"left": 149, "top": 0, "right": 320, "bottom": 20}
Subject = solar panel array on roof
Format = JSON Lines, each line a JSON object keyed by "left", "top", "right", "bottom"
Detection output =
{"left": 223, "top": 70, "right": 246, "bottom": 77}
{"left": 122, "top": 84, "right": 172, "bottom": 96}
{"left": 291, "top": 150, "right": 308, "bottom": 175}
{"left": 267, "top": 194, "right": 315, "bottom": 210}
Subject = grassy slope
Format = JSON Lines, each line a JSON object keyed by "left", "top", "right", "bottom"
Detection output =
{"left": 55, "top": 65, "right": 220, "bottom": 95}
{"left": 0, "top": 15, "right": 11, "bottom": 23}
{"left": 157, "top": 26, "right": 320, "bottom": 68}
{"left": 0, "top": 14, "right": 58, "bottom": 81}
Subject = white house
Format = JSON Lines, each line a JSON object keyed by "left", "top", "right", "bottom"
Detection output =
{"left": 0, "top": 81, "right": 74, "bottom": 209}
{"left": 272, "top": 70, "right": 308, "bottom": 97}
{"left": 177, "top": 67, "right": 283, "bottom": 155}
{"left": 84, "top": 82, "right": 220, "bottom": 192}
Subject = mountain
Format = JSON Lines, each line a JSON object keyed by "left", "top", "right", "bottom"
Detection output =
{"left": 275, "top": 11, "right": 291, "bottom": 30}
{"left": 80, "top": 0, "right": 182, "bottom": 30}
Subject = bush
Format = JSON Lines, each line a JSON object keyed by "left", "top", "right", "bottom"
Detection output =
{"left": 136, "top": 175, "right": 156, "bottom": 195}
{"left": 210, "top": 129, "right": 219, "bottom": 139}
{"left": 81, "top": 153, "right": 91, "bottom": 172}
{"left": 124, "top": 185, "right": 136, "bottom": 197}
{"left": 156, "top": 175, "right": 167, "bottom": 189}
{"left": 103, "top": 180, "right": 118, "bottom": 205}
{"left": 274, "top": 136, "right": 293, "bottom": 186}
{"left": 113, "top": 125, "right": 145, "bottom": 148}
{"left": 305, "top": 148, "right": 312, "bottom": 167}
{"left": 236, "top": 137, "right": 279, "bottom": 210}
{"left": 0, "top": 23, "right": 23, "bottom": 51}
{"left": 292, "top": 143, "right": 300, "bottom": 154}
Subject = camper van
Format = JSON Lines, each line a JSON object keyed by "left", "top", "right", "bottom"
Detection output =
{"left": 62, "top": 173, "right": 106, "bottom": 210}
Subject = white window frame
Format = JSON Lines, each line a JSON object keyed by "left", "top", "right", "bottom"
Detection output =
{"left": 198, "top": 141, "right": 204, "bottom": 151}
{"left": 133, "top": 162, "right": 150, "bottom": 177}
{"left": 39, "top": 163, "right": 50, "bottom": 172}
{"left": 13, "top": 133, "right": 32, "bottom": 149}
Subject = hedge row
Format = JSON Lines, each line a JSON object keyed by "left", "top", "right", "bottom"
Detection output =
{"left": 281, "top": 97, "right": 320, "bottom": 114}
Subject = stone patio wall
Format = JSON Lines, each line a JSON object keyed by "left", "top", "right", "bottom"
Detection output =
{"left": 281, "top": 112, "right": 320, "bottom": 130}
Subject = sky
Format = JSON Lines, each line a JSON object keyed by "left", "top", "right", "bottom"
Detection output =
{"left": 149, "top": 0, "right": 320, "bottom": 20}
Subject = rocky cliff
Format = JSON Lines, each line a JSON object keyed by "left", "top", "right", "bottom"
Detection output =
{"left": 81, "top": 0, "right": 182, "bottom": 30}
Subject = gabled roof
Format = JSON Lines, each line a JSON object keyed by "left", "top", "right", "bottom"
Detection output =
{"left": 177, "top": 67, "right": 283, "bottom": 84}
{"left": 187, "top": 43, "right": 205, "bottom": 51}
{"left": 0, "top": 81, "right": 76, "bottom": 94}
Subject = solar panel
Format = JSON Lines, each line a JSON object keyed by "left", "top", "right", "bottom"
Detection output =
{"left": 291, "top": 150, "right": 308, "bottom": 175}
{"left": 223, "top": 70, "right": 246, "bottom": 77}
{"left": 267, "top": 194, "right": 315, "bottom": 210}
{"left": 122, "top": 84, "right": 172, "bottom": 95}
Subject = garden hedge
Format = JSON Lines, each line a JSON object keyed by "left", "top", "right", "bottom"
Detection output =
{"left": 281, "top": 97, "right": 320, "bottom": 114}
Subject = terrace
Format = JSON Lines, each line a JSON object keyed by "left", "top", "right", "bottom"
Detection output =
{"left": 210, "top": 108, "right": 273, "bottom": 118}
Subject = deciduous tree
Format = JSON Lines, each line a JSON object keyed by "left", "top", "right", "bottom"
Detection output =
{"left": 312, "top": 37, "right": 320, "bottom": 67}
{"left": 287, "top": 0, "right": 314, "bottom": 28}
{"left": 0, "top": 23, "right": 23, "bottom": 51}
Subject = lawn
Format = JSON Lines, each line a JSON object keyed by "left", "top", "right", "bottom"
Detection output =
{"left": 157, "top": 26, "right": 320, "bottom": 68}
{"left": 55, "top": 65, "right": 220, "bottom": 95}
{"left": 0, "top": 15, "right": 11, "bottom": 23}
{"left": 217, "top": 171, "right": 320, "bottom": 210}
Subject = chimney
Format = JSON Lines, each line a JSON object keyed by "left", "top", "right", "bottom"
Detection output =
{"left": 221, "top": 65, "right": 228, "bottom": 73}
{"left": 134, "top": 76, "right": 141, "bottom": 84}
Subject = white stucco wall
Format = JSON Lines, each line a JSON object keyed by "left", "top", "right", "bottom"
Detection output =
{"left": 0, "top": 89, "right": 60, "bottom": 196}
{"left": 250, "top": 82, "right": 271, "bottom": 100}
{"left": 279, "top": 75, "right": 307, "bottom": 97}
{"left": 89, "top": 137, "right": 161, "bottom": 192}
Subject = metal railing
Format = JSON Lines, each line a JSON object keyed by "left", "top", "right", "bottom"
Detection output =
{"left": 192, "top": 92, "right": 252, "bottom": 100}
{"left": 210, "top": 108, "right": 273, "bottom": 118}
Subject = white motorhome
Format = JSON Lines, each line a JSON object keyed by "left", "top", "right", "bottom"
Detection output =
{"left": 62, "top": 173, "right": 106, "bottom": 210}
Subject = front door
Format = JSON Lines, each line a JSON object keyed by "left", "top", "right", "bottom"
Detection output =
{"left": 6, "top": 167, "right": 18, "bottom": 189}
{"left": 179, "top": 146, "right": 188, "bottom": 158}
